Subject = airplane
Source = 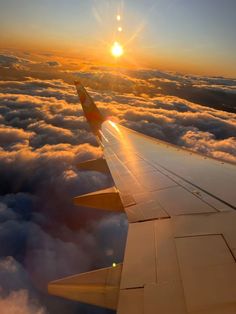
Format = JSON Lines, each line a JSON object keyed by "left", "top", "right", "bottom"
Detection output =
{"left": 48, "top": 81, "right": 236, "bottom": 314}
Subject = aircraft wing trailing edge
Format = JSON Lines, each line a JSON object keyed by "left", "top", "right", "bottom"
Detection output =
{"left": 48, "top": 81, "right": 236, "bottom": 314}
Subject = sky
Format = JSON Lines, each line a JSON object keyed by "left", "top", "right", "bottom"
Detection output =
{"left": 0, "top": 0, "right": 236, "bottom": 76}
{"left": 0, "top": 1, "right": 236, "bottom": 314}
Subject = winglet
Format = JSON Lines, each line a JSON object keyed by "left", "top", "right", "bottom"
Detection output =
{"left": 75, "top": 81, "right": 105, "bottom": 135}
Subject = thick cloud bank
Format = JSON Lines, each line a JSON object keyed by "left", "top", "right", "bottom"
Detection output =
{"left": 0, "top": 75, "right": 127, "bottom": 313}
{"left": 0, "top": 52, "right": 235, "bottom": 313}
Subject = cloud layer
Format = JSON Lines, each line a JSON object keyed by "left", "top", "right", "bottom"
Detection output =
{"left": 0, "top": 51, "right": 235, "bottom": 313}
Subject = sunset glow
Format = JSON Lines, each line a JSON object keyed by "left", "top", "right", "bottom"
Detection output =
{"left": 0, "top": 1, "right": 235, "bottom": 75}
{"left": 111, "top": 42, "right": 124, "bottom": 58}
{"left": 0, "top": 2, "right": 236, "bottom": 314}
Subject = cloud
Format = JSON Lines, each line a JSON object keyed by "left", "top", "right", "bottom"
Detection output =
{"left": 64, "top": 67, "right": 236, "bottom": 113}
{"left": 193, "top": 83, "right": 236, "bottom": 94}
{"left": 0, "top": 74, "right": 235, "bottom": 186}
{"left": 180, "top": 130, "right": 236, "bottom": 162}
{"left": 0, "top": 195, "right": 127, "bottom": 290}
{"left": 0, "top": 54, "right": 33, "bottom": 70}
{"left": 0, "top": 290, "right": 46, "bottom": 314}
{"left": 0, "top": 256, "right": 46, "bottom": 314}
{"left": 0, "top": 256, "right": 32, "bottom": 293}
{"left": 45, "top": 61, "right": 61, "bottom": 67}
{"left": 0, "top": 126, "right": 34, "bottom": 149}
{"left": 0, "top": 78, "right": 77, "bottom": 103}
{"left": 93, "top": 91, "right": 236, "bottom": 162}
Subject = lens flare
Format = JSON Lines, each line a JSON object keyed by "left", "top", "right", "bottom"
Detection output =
{"left": 116, "top": 15, "right": 121, "bottom": 21}
{"left": 111, "top": 42, "right": 123, "bottom": 58}
{"left": 118, "top": 26, "right": 122, "bottom": 32}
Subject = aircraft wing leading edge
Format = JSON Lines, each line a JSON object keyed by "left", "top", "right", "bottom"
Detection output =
{"left": 48, "top": 82, "right": 236, "bottom": 314}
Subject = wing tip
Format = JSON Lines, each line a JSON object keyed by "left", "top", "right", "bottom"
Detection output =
{"left": 74, "top": 81, "right": 105, "bottom": 135}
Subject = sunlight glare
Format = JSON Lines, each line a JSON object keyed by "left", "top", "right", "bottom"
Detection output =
{"left": 111, "top": 42, "right": 123, "bottom": 58}
{"left": 118, "top": 26, "right": 122, "bottom": 32}
{"left": 116, "top": 15, "right": 121, "bottom": 21}
{"left": 108, "top": 120, "right": 121, "bottom": 134}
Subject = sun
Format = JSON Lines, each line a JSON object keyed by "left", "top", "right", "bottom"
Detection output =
{"left": 111, "top": 42, "right": 124, "bottom": 58}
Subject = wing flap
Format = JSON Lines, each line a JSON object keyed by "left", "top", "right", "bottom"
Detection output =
{"left": 77, "top": 158, "right": 110, "bottom": 173}
{"left": 175, "top": 234, "right": 236, "bottom": 313}
{"left": 119, "top": 212, "right": 236, "bottom": 314}
{"left": 117, "top": 289, "right": 144, "bottom": 314}
{"left": 48, "top": 264, "right": 122, "bottom": 310}
{"left": 73, "top": 187, "right": 124, "bottom": 212}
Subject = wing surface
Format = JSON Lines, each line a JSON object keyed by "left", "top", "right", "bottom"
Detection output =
{"left": 100, "top": 120, "right": 236, "bottom": 221}
{"left": 48, "top": 82, "right": 236, "bottom": 314}
{"left": 99, "top": 118, "right": 236, "bottom": 314}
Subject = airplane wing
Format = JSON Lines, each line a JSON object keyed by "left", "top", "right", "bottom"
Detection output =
{"left": 48, "top": 82, "right": 236, "bottom": 314}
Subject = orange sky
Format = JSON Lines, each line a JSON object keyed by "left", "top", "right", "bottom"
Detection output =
{"left": 1, "top": 0, "right": 236, "bottom": 77}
